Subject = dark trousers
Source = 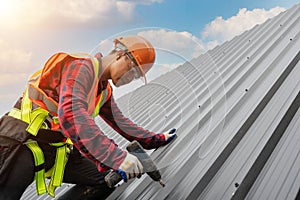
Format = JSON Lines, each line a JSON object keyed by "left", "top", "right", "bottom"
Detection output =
{"left": 0, "top": 143, "right": 114, "bottom": 200}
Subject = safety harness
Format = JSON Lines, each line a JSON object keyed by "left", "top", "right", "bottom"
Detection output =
{"left": 8, "top": 52, "right": 112, "bottom": 197}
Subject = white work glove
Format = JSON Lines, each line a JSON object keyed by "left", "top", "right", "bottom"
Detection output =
{"left": 117, "top": 153, "right": 143, "bottom": 182}
{"left": 163, "top": 128, "right": 177, "bottom": 144}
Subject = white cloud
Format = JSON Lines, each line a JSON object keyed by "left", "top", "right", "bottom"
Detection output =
{"left": 0, "top": 72, "right": 28, "bottom": 115}
{"left": 138, "top": 29, "right": 206, "bottom": 62}
{"left": 0, "top": 38, "right": 33, "bottom": 115}
{"left": 0, "top": 0, "right": 160, "bottom": 29}
{"left": 0, "top": 39, "right": 33, "bottom": 73}
{"left": 132, "top": 7, "right": 286, "bottom": 64}
{"left": 0, "top": 73, "right": 28, "bottom": 86}
{"left": 90, "top": 38, "right": 115, "bottom": 56}
{"left": 91, "top": 28, "right": 207, "bottom": 65}
{"left": 119, "top": 0, "right": 163, "bottom": 5}
{"left": 201, "top": 7, "right": 286, "bottom": 44}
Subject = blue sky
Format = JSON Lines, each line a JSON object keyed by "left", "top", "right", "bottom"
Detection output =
{"left": 129, "top": 0, "right": 298, "bottom": 36}
{"left": 0, "top": 0, "right": 298, "bottom": 115}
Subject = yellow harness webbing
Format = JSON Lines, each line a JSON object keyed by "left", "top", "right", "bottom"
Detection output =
{"left": 8, "top": 90, "right": 71, "bottom": 197}
{"left": 8, "top": 54, "right": 103, "bottom": 197}
{"left": 45, "top": 138, "right": 72, "bottom": 197}
{"left": 25, "top": 139, "right": 47, "bottom": 195}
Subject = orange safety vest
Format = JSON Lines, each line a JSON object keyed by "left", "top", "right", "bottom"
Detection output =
{"left": 27, "top": 52, "right": 112, "bottom": 132}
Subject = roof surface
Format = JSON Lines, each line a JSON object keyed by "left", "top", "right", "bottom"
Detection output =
{"left": 21, "top": 3, "right": 300, "bottom": 200}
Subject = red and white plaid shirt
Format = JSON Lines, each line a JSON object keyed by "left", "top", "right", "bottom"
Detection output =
{"left": 37, "top": 54, "right": 166, "bottom": 171}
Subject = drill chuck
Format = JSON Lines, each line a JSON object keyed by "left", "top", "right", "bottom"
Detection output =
{"left": 105, "top": 140, "right": 165, "bottom": 188}
{"left": 159, "top": 179, "right": 165, "bottom": 187}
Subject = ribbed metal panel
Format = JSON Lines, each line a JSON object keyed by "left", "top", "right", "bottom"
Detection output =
{"left": 21, "top": 3, "right": 300, "bottom": 199}
{"left": 107, "top": 4, "right": 300, "bottom": 200}
{"left": 246, "top": 87, "right": 300, "bottom": 200}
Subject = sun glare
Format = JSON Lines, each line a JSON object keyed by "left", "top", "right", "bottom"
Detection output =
{"left": 0, "top": 0, "right": 16, "bottom": 17}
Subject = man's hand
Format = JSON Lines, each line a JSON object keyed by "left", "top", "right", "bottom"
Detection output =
{"left": 163, "top": 128, "right": 177, "bottom": 144}
{"left": 117, "top": 153, "right": 143, "bottom": 182}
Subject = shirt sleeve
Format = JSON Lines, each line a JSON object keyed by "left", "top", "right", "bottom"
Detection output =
{"left": 57, "top": 59, "right": 126, "bottom": 170}
{"left": 99, "top": 95, "right": 166, "bottom": 150}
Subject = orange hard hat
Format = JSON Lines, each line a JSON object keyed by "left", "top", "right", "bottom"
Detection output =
{"left": 114, "top": 35, "right": 156, "bottom": 84}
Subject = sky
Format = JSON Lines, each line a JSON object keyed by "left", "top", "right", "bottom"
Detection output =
{"left": 0, "top": 0, "right": 299, "bottom": 116}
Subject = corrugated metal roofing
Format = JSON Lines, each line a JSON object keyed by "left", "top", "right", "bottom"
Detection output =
{"left": 21, "top": 3, "right": 300, "bottom": 199}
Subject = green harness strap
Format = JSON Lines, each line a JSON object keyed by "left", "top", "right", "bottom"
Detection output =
{"left": 8, "top": 89, "right": 71, "bottom": 197}
{"left": 18, "top": 89, "right": 49, "bottom": 136}
{"left": 45, "top": 138, "right": 72, "bottom": 197}
{"left": 25, "top": 139, "right": 47, "bottom": 195}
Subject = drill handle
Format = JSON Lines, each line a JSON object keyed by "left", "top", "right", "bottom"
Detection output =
{"left": 105, "top": 140, "right": 163, "bottom": 188}
{"left": 105, "top": 170, "right": 123, "bottom": 188}
{"left": 104, "top": 141, "right": 142, "bottom": 188}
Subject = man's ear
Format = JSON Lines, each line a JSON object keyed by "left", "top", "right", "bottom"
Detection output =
{"left": 116, "top": 55, "right": 122, "bottom": 61}
{"left": 116, "top": 50, "right": 124, "bottom": 61}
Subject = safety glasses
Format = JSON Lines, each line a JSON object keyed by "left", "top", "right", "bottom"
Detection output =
{"left": 125, "top": 53, "right": 143, "bottom": 79}
{"left": 114, "top": 42, "right": 147, "bottom": 83}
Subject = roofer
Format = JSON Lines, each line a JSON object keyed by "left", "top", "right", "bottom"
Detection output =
{"left": 0, "top": 35, "right": 177, "bottom": 200}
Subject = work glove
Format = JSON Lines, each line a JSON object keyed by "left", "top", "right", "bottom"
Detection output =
{"left": 163, "top": 128, "right": 177, "bottom": 145}
{"left": 117, "top": 153, "right": 143, "bottom": 182}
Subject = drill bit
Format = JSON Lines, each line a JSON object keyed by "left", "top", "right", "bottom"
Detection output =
{"left": 159, "top": 179, "right": 165, "bottom": 187}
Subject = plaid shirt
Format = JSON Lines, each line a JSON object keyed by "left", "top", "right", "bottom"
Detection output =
{"left": 38, "top": 54, "right": 166, "bottom": 171}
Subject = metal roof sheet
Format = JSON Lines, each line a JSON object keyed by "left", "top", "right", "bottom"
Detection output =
{"left": 21, "top": 3, "right": 300, "bottom": 199}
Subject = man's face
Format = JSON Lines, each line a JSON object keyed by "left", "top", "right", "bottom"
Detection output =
{"left": 110, "top": 54, "right": 143, "bottom": 87}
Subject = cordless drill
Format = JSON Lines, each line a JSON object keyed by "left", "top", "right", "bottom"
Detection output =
{"left": 105, "top": 140, "right": 165, "bottom": 188}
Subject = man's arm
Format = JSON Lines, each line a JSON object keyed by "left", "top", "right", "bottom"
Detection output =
{"left": 99, "top": 95, "right": 166, "bottom": 150}
{"left": 58, "top": 59, "right": 126, "bottom": 170}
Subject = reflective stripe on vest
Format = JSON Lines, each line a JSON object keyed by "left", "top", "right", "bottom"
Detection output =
{"left": 27, "top": 52, "right": 100, "bottom": 117}
{"left": 92, "top": 83, "right": 112, "bottom": 118}
{"left": 7, "top": 52, "right": 112, "bottom": 197}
